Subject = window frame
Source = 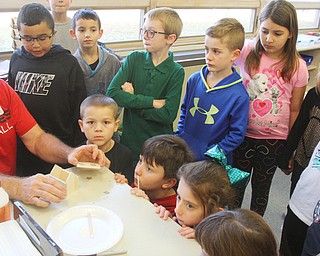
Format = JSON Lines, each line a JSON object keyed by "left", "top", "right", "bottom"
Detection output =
{"left": 0, "top": 0, "right": 319, "bottom": 58}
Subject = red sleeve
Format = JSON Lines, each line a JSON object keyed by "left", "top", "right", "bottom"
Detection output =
{"left": 0, "top": 79, "right": 37, "bottom": 175}
{"left": 1, "top": 79, "right": 36, "bottom": 136}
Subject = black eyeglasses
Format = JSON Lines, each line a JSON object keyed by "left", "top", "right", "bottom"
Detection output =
{"left": 140, "top": 28, "right": 171, "bottom": 39}
{"left": 19, "top": 32, "right": 54, "bottom": 45}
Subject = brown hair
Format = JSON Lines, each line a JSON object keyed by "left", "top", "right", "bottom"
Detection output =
{"left": 144, "top": 7, "right": 183, "bottom": 41}
{"left": 177, "top": 160, "right": 233, "bottom": 217}
{"left": 206, "top": 18, "right": 245, "bottom": 51}
{"left": 195, "top": 209, "right": 278, "bottom": 256}
{"left": 80, "top": 94, "right": 119, "bottom": 119}
{"left": 245, "top": 0, "right": 299, "bottom": 82}
{"left": 140, "top": 135, "right": 194, "bottom": 179}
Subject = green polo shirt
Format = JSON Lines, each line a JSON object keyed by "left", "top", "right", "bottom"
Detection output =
{"left": 107, "top": 50, "right": 185, "bottom": 159}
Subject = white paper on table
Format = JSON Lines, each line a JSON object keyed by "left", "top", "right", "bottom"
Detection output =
{"left": 0, "top": 220, "right": 41, "bottom": 256}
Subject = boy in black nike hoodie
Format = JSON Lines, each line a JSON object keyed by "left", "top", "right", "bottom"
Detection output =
{"left": 8, "top": 3, "right": 87, "bottom": 177}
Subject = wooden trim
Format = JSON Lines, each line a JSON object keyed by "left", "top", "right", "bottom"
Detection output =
{"left": 2, "top": 0, "right": 320, "bottom": 11}
{"left": 1, "top": 0, "right": 319, "bottom": 57}
{"left": 292, "top": 2, "right": 320, "bottom": 9}
{"left": 0, "top": 0, "right": 262, "bottom": 11}
{"left": 155, "top": 0, "right": 260, "bottom": 8}
{"left": 0, "top": 0, "right": 150, "bottom": 11}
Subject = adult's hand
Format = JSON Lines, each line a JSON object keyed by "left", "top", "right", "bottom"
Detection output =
{"left": 67, "top": 144, "right": 110, "bottom": 168}
{"left": 11, "top": 174, "right": 67, "bottom": 208}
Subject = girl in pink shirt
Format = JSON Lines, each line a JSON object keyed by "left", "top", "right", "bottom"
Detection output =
{"left": 233, "top": 0, "right": 308, "bottom": 216}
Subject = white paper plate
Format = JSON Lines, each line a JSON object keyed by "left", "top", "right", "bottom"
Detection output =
{"left": 46, "top": 205, "right": 124, "bottom": 255}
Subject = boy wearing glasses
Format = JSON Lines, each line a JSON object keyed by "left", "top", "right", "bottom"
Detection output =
{"left": 107, "top": 7, "right": 184, "bottom": 161}
{"left": 8, "top": 3, "right": 87, "bottom": 177}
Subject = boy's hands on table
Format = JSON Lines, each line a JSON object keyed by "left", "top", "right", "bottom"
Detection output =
{"left": 114, "top": 173, "right": 128, "bottom": 184}
{"left": 130, "top": 187, "right": 149, "bottom": 200}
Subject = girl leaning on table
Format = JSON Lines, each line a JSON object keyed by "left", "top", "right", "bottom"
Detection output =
{"left": 156, "top": 160, "right": 233, "bottom": 239}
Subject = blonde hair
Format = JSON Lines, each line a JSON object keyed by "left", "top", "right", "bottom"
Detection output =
{"left": 144, "top": 7, "right": 183, "bottom": 41}
{"left": 206, "top": 18, "right": 245, "bottom": 51}
{"left": 80, "top": 94, "right": 119, "bottom": 119}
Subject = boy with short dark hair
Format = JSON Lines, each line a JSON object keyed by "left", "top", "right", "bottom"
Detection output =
{"left": 8, "top": 3, "right": 87, "bottom": 177}
{"left": 176, "top": 18, "right": 249, "bottom": 163}
{"left": 78, "top": 94, "right": 134, "bottom": 182}
{"left": 70, "top": 8, "right": 121, "bottom": 95}
{"left": 107, "top": 7, "right": 185, "bottom": 161}
{"left": 115, "top": 134, "right": 194, "bottom": 215}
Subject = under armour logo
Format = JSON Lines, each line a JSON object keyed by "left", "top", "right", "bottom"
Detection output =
{"left": 189, "top": 98, "right": 219, "bottom": 124}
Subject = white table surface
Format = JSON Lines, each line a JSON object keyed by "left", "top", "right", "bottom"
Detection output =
{"left": 22, "top": 167, "right": 202, "bottom": 256}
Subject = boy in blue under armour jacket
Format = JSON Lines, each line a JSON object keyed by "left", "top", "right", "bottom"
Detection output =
{"left": 176, "top": 18, "right": 249, "bottom": 163}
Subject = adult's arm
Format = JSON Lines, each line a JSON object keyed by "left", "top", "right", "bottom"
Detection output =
{"left": 0, "top": 174, "right": 67, "bottom": 207}
{"left": 20, "top": 124, "right": 110, "bottom": 167}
